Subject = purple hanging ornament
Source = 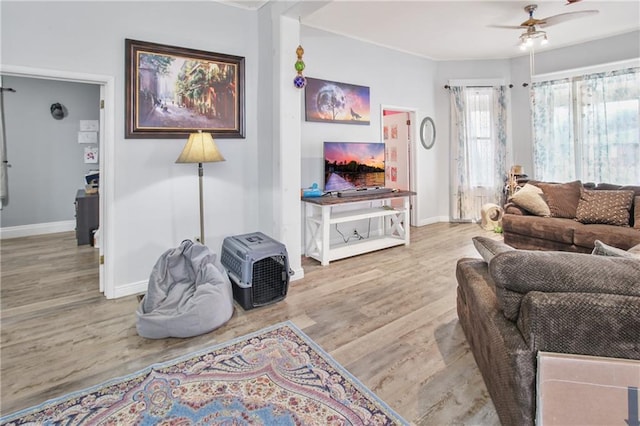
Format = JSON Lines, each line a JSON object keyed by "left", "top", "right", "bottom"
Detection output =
{"left": 293, "top": 45, "right": 306, "bottom": 89}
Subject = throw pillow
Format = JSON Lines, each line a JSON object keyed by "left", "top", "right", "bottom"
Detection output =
{"left": 509, "top": 183, "right": 550, "bottom": 216}
{"left": 629, "top": 243, "right": 640, "bottom": 258}
{"left": 635, "top": 196, "right": 640, "bottom": 230}
{"left": 575, "top": 190, "right": 634, "bottom": 227}
{"left": 535, "top": 180, "right": 583, "bottom": 219}
{"left": 472, "top": 236, "right": 514, "bottom": 263}
{"left": 593, "top": 240, "right": 640, "bottom": 260}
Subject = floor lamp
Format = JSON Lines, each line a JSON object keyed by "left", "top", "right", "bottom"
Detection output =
{"left": 176, "top": 130, "right": 225, "bottom": 245}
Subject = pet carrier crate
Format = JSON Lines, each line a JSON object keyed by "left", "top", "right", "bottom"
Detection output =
{"left": 220, "top": 232, "right": 291, "bottom": 310}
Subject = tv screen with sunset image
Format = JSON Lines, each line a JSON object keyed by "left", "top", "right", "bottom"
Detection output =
{"left": 323, "top": 142, "right": 385, "bottom": 192}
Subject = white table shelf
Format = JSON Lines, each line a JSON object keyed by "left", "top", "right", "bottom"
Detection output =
{"left": 302, "top": 190, "right": 414, "bottom": 266}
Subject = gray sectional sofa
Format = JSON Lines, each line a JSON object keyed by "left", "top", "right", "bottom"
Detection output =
{"left": 456, "top": 237, "right": 640, "bottom": 425}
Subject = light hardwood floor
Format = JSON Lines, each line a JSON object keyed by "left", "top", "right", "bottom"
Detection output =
{"left": 1, "top": 223, "right": 501, "bottom": 425}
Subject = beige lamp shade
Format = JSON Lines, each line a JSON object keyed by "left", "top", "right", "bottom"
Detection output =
{"left": 176, "top": 131, "right": 225, "bottom": 164}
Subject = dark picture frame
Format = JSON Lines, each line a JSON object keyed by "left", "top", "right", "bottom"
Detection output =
{"left": 304, "top": 77, "right": 370, "bottom": 125}
{"left": 125, "top": 39, "right": 245, "bottom": 139}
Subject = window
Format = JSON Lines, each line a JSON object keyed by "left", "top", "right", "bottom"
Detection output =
{"left": 532, "top": 67, "right": 639, "bottom": 184}
{"left": 450, "top": 84, "right": 508, "bottom": 221}
{"left": 466, "top": 88, "right": 496, "bottom": 188}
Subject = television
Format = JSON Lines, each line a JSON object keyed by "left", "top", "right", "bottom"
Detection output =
{"left": 323, "top": 142, "right": 385, "bottom": 192}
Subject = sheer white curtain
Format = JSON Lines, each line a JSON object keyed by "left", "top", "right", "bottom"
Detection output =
{"left": 578, "top": 68, "right": 640, "bottom": 184}
{"left": 532, "top": 67, "right": 639, "bottom": 184}
{"left": 450, "top": 85, "right": 508, "bottom": 221}
{"left": 531, "top": 79, "right": 575, "bottom": 182}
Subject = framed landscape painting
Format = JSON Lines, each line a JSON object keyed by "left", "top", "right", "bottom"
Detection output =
{"left": 304, "top": 77, "right": 370, "bottom": 125}
{"left": 125, "top": 39, "right": 245, "bottom": 139}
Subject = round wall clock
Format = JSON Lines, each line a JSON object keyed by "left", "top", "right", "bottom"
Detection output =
{"left": 420, "top": 116, "right": 436, "bottom": 150}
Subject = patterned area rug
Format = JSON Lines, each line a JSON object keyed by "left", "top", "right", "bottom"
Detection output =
{"left": 1, "top": 321, "right": 407, "bottom": 425}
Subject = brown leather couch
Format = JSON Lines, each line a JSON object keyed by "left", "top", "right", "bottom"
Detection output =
{"left": 503, "top": 182, "right": 640, "bottom": 252}
{"left": 456, "top": 239, "right": 640, "bottom": 425}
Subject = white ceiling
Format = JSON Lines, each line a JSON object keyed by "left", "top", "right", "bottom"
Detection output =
{"left": 220, "top": 1, "right": 640, "bottom": 60}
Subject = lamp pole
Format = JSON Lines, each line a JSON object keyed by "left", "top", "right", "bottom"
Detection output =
{"left": 198, "top": 162, "right": 205, "bottom": 245}
{"left": 176, "top": 130, "right": 224, "bottom": 247}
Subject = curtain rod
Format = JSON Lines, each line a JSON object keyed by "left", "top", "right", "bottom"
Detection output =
{"left": 444, "top": 84, "right": 514, "bottom": 89}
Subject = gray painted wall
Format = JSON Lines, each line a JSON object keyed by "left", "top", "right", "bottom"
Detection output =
{"left": 300, "top": 26, "right": 440, "bottom": 222}
{"left": 1, "top": 1, "right": 260, "bottom": 292}
{"left": 1, "top": 76, "right": 99, "bottom": 227}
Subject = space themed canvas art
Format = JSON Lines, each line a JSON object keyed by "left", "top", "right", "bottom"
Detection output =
{"left": 304, "top": 77, "right": 370, "bottom": 125}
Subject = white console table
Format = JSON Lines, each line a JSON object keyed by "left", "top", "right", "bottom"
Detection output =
{"left": 302, "top": 190, "right": 414, "bottom": 265}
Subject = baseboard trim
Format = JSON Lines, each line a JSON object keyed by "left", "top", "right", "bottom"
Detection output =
{"left": 415, "top": 216, "right": 449, "bottom": 227}
{"left": 290, "top": 266, "right": 304, "bottom": 281}
{"left": 0, "top": 220, "right": 76, "bottom": 239}
{"left": 111, "top": 280, "right": 147, "bottom": 299}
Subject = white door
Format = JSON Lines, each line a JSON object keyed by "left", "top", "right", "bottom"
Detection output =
{"left": 383, "top": 111, "right": 410, "bottom": 191}
{"left": 383, "top": 110, "right": 415, "bottom": 222}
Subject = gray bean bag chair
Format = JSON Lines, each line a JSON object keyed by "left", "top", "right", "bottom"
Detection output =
{"left": 136, "top": 240, "right": 234, "bottom": 339}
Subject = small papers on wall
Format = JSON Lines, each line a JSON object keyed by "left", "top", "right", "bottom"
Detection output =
{"left": 80, "top": 120, "right": 99, "bottom": 131}
{"left": 84, "top": 146, "right": 98, "bottom": 164}
{"left": 78, "top": 131, "right": 98, "bottom": 144}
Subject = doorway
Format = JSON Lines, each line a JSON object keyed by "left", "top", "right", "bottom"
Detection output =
{"left": 381, "top": 106, "right": 418, "bottom": 226}
{"left": 0, "top": 66, "right": 114, "bottom": 296}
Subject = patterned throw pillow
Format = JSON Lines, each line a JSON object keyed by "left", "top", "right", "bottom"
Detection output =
{"left": 510, "top": 183, "right": 550, "bottom": 216}
{"left": 535, "top": 180, "right": 582, "bottom": 218}
{"left": 575, "top": 190, "right": 634, "bottom": 226}
{"left": 635, "top": 196, "right": 640, "bottom": 230}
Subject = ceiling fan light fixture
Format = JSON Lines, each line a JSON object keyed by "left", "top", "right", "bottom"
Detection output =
{"left": 518, "top": 28, "right": 548, "bottom": 50}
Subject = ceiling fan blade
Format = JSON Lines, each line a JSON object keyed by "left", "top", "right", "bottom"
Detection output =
{"left": 539, "top": 10, "right": 599, "bottom": 27}
{"left": 489, "top": 24, "right": 526, "bottom": 30}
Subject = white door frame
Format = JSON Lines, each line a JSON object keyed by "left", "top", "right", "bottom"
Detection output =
{"left": 380, "top": 105, "right": 419, "bottom": 226}
{"left": 0, "top": 64, "right": 115, "bottom": 297}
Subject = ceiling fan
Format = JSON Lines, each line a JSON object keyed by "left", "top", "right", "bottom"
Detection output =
{"left": 493, "top": 4, "right": 599, "bottom": 49}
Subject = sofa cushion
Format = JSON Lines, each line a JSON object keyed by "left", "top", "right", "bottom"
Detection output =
{"left": 596, "top": 183, "right": 640, "bottom": 195}
{"left": 510, "top": 184, "right": 550, "bottom": 217}
{"left": 502, "top": 215, "right": 578, "bottom": 246}
{"left": 534, "top": 180, "right": 582, "bottom": 219}
{"left": 489, "top": 250, "right": 640, "bottom": 321}
{"left": 472, "top": 236, "right": 515, "bottom": 263}
{"left": 572, "top": 223, "right": 640, "bottom": 251}
{"left": 575, "top": 189, "right": 634, "bottom": 226}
